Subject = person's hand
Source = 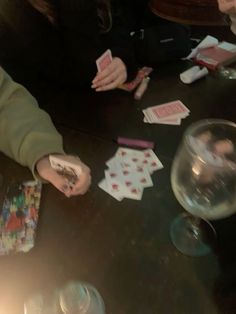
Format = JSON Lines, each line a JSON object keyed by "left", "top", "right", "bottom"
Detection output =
{"left": 217, "top": 0, "right": 236, "bottom": 14}
{"left": 36, "top": 154, "right": 91, "bottom": 197}
{"left": 91, "top": 57, "right": 127, "bottom": 91}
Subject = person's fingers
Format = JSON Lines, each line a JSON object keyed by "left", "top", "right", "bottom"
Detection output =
{"left": 92, "top": 58, "right": 127, "bottom": 89}
{"left": 69, "top": 163, "right": 91, "bottom": 195}
{"left": 36, "top": 154, "right": 91, "bottom": 197}
{"left": 94, "top": 68, "right": 121, "bottom": 88}
{"left": 96, "top": 78, "right": 122, "bottom": 91}
{"left": 45, "top": 169, "right": 72, "bottom": 195}
{"left": 96, "top": 71, "right": 127, "bottom": 91}
{"left": 94, "top": 67, "right": 127, "bottom": 91}
{"left": 70, "top": 173, "right": 92, "bottom": 196}
{"left": 96, "top": 70, "right": 124, "bottom": 91}
{"left": 92, "top": 58, "right": 119, "bottom": 83}
{"left": 92, "top": 63, "right": 115, "bottom": 83}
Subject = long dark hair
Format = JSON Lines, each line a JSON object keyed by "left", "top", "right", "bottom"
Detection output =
{"left": 27, "top": 0, "right": 112, "bottom": 32}
{"left": 27, "top": 0, "right": 56, "bottom": 24}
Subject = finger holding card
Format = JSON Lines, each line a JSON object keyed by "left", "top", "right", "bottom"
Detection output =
{"left": 37, "top": 154, "right": 91, "bottom": 197}
{"left": 92, "top": 54, "right": 127, "bottom": 91}
{"left": 49, "top": 155, "right": 91, "bottom": 197}
{"left": 69, "top": 163, "right": 91, "bottom": 196}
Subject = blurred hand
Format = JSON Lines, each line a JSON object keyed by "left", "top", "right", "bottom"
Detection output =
{"left": 217, "top": 0, "right": 236, "bottom": 14}
{"left": 36, "top": 154, "right": 91, "bottom": 197}
{"left": 91, "top": 57, "right": 127, "bottom": 91}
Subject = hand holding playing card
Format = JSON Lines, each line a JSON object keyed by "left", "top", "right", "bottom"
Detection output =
{"left": 92, "top": 57, "right": 127, "bottom": 91}
{"left": 36, "top": 154, "right": 91, "bottom": 197}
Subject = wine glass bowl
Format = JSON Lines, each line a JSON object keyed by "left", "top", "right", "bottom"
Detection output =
{"left": 170, "top": 119, "right": 236, "bottom": 256}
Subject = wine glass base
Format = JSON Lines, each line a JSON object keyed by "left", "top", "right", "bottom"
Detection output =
{"left": 170, "top": 213, "right": 217, "bottom": 257}
{"left": 217, "top": 66, "right": 236, "bottom": 79}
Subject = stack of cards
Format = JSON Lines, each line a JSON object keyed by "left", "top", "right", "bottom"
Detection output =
{"left": 98, "top": 147, "right": 163, "bottom": 201}
{"left": 143, "top": 100, "right": 190, "bottom": 126}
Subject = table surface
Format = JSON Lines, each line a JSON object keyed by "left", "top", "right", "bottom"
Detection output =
{"left": 1, "top": 59, "right": 236, "bottom": 314}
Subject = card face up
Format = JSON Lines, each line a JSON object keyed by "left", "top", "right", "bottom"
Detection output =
{"left": 49, "top": 155, "right": 82, "bottom": 187}
{"left": 98, "top": 148, "right": 163, "bottom": 201}
{"left": 0, "top": 181, "right": 42, "bottom": 255}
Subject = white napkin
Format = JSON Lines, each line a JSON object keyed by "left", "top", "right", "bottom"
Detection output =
{"left": 185, "top": 35, "right": 219, "bottom": 60}
{"left": 180, "top": 66, "right": 209, "bottom": 84}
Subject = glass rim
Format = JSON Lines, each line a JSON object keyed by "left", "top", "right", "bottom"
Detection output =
{"left": 183, "top": 118, "right": 236, "bottom": 169}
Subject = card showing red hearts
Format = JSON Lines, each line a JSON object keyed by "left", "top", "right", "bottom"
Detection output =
{"left": 98, "top": 148, "right": 163, "bottom": 201}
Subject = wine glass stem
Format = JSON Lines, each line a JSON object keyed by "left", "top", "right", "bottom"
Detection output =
{"left": 188, "top": 216, "right": 201, "bottom": 239}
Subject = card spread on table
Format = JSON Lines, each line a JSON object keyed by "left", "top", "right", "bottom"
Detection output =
{"left": 96, "top": 49, "right": 112, "bottom": 72}
{"left": 0, "top": 180, "right": 42, "bottom": 255}
{"left": 143, "top": 100, "right": 190, "bottom": 125}
{"left": 49, "top": 155, "right": 81, "bottom": 187}
{"left": 98, "top": 147, "right": 163, "bottom": 201}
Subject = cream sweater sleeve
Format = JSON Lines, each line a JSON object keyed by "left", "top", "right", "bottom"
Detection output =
{"left": 0, "top": 66, "right": 64, "bottom": 178}
{"left": 229, "top": 13, "right": 236, "bottom": 35}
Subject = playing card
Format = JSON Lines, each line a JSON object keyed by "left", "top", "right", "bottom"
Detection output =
{"left": 105, "top": 168, "right": 143, "bottom": 200}
{"left": 141, "top": 149, "right": 164, "bottom": 173}
{"left": 143, "top": 115, "right": 181, "bottom": 125}
{"left": 155, "top": 118, "right": 182, "bottom": 125}
{"left": 0, "top": 181, "right": 42, "bottom": 255}
{"left": 98, "top": 179, "right": 123, "bottom": 201}
{"left": 49, "top": 155, "right": 81, "bottom": 187}
{"left": 96, "top": 49, "right": 112, "bottom": 72}
{"left": 99, "top": 147, "right": 162, "bottom": 201}
{"left": 116, "top": 147, "right": 145, "bottom": 162}
{"left": 115, "top": 148, "right": 163, "bottom": 174}
{"left": 104, "top": 169, "right": 128, "bottom": 200}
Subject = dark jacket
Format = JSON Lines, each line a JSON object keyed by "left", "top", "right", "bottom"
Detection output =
{"left": 0, "top": 0, "right": 136, "bottom": 87}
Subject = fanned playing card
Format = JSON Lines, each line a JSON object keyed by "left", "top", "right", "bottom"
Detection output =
{"left": 99, "top": 147, "right": 163, "bottom": 201}
{"left": 105, "top": 168, "right": 143, "bottom": 200}
{"left": 49, "top": 155, "right": 81, "bottom": 187}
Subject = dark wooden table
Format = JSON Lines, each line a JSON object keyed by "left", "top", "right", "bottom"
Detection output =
{"left": 1, "top": 58, "right": 236, "bottom": 314}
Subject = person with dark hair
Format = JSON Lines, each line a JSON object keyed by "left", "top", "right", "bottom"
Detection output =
{"left": 0, "top": 0, "right": 136, "bottom": 91}
{"left": 0, "top": 66, "right": 91, "bottom": 197}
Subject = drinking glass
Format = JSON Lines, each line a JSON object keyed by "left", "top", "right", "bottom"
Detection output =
{"left": 24, "top": 282, "right": 105, "bottom": 314}
{"left": 59, "top": 281, "right": 105, "bottom": 314}
{"left": 170, "top": 119, "right": 236, "bottom": 256}
{"left": 24, "top": 292, "right": 61, "bottom": 314}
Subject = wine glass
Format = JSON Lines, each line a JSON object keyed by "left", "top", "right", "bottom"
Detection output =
{"left": 170, "top": 119, "right": 236, "bottom": 256}
{"left": 24, "top": 282, "right": 105, "bottom": 314}
{"left": 59, "top": 281, "right": 105, "bottom": 314}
